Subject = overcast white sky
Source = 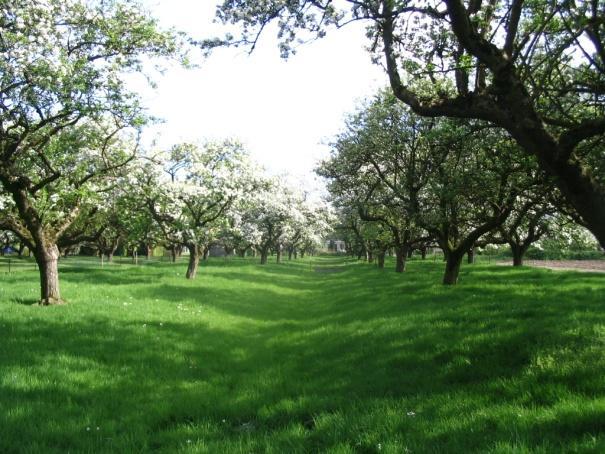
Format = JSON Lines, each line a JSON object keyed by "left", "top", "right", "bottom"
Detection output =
{"left": 136, "top": 1, "right": 388, "bottom": 187}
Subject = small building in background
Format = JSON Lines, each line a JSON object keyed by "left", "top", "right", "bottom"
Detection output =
{"left": 325, "top": 239, "right": 346, "bottom": 253}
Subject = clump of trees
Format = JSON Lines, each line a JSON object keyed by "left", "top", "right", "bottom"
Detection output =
{"left": 318, "top": 91, "right": 601, "bottom": 285}
{"left": 0, "top": 0, "right": 333, "bottom": 304}
{"left": 208, "top": 0, "right": 605, "bottom": 249}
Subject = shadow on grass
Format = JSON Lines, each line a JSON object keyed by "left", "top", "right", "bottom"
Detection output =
{"left": 1, "top": 258, "right": 604, "bottom": 452}
{"left": 10, "top": 297, "right": 38, "bottom": 306}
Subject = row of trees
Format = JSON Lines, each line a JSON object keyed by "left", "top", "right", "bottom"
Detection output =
{"left": 208, "top": 0, "right": 605, "bottom": 250}
{"left": 0, "top": 1, "right": 331, "bottom": 304}
{"left": 317, "top": 91, "right": 598, "bottom": 285}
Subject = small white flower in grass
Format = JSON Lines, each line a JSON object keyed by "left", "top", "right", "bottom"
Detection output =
{"left": 187, "top": 439, "right": 191, "bottom": 444}
{"left": 143, "top": 324, "right": 147, "bottom": 328}
{"left": 96, "top": 427, "right": 100, "bottom": 431}
{"left": 86, "top": 427, "right": 90, "bottom": 431}
{"left": 377, "top": 443, "right": 382, "bottom": 451}
{"left": 407, "top": 411, "right": 416, "bottom": 417}
{"left": 159, "top": 322, "right": 163, "bottom": 326}
{"left": 222, "top": 419, "right": 226, "bottom": 423}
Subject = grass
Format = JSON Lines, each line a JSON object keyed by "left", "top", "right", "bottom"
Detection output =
{"left": 1, "top": 255, "right": 604, "bottom": 453}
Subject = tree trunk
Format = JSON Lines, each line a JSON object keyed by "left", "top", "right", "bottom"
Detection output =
{"left": 34, "top": 243, "right": 63, "bottom": 305}
{"left": 260, "top": 248, "right": 269, "bottom": 265}
{"left": 170, "top": 245, "right": 177, "bottom": 263}
{"left": 420, "top": 246, "right": 427, "bottom": 260}
{"left": 106, "top": 252, "right": 114, "bottom": 263}
{"left": 276, "top": 247, "right": 282, "bottom": 263}
{"left": 202, "top": 246, "right": 209, "bottom": 261}
{"left": 367, "top": 250, "right": 374, "bottom": 263}
{"left": 300, "top": 251, "right": 305, "bottom": 259}
{"left": 288, "top": 248, "right": 293, "bottom": 260}
{"left": 467, "top": 247, "right": 475, "bottom": 264}
{"left": 377, "top": 250, "right": 386, "bottom": 269}
{"left": 510, "top": 243, "right": 528, "bottom": 267}
{"left": 443, "top": 251, "right": 463, "bottom": 285}
{"left": 395, "top": 245, "right": 408, "bottom": 273}
{"left": 18, "top": 242, "right": 25, "bottom": 257}
{"left": 146, "top": 244, "right": 153, "bottom": 260}
{"left": 186, "top": 244, "right": 200, "bottom": 279}
{"left": 407, "top": 248, "right": 413, "bottom": 258}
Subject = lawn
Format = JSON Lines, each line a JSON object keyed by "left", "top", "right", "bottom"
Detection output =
{"left": 1, "top": 256, "right": 604, "bottom": 453}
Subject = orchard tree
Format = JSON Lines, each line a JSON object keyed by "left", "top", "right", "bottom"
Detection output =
{"left": 0, "top": 121, "right": 139, "bottom": 303}
{"left": 0, "top": 0, "right": 184, "bottom": 304}
{"left": 497, "top": 192, "right": 556, "bottom": 267}
{"left": 209, "top": 0, "right": 605, "bottom": 248}
{"left": 238, "top": 178, "right": 306, "bottom": 265}
{"left": 144, "top": 140, "right": 256, "bottom": 279}
{"left": 318, "top": 92, "right": 434, "bottom": 272}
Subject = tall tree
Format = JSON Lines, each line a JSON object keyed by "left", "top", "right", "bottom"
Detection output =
{"left": 0, "top": 0, "right": 183, "bottom": 304}
{"left": 209, "top": 0, "right": 605, "bottom": 248}
{"left": 143, "top": 141, "right": 256, "bottom": 279}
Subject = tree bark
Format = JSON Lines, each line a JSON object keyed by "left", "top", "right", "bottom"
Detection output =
{"left": 146, "top": 244, "right": 153, "bottom": 260}
{"left": 300, "top": 251, "right": 305, "bottom": 259}
{"left": 186, "top": 243, "right": 200, "bottom": 279}
{"left": 377, "top": 250, "right": 386, "bottom": 269}
{"left": 276, "top": 246, "right": 282, "bottom": 263}
{"left": 395, "top": 245, "right": 408, "bottom": 273}
{"left": 170, "top": 245, "right": 177, "bottom": 263}
{"left": 443, "top": 251, "right": 464, "bottom": 285}
{"left": 34, "top": 243, "right": 63, "bottom": 305}
{"left": 367, "top": 250, "right": 374, "bottom": 263}
{"left": 260, "top": 247, "right": 269, "bottom": 265}
{"left": 288, "top": 248, "right": 293, "bottom": 260}
{"left": 510, "top": 243, "right": 528, "bottom": 267}
{"left": 467, "top": 247, "right": 475, "bottom": 264}
{"left": 420, "top": 246, "right": 427, "bottom": 260}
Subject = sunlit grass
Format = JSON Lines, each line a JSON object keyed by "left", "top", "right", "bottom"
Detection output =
{"left": 1, "top": 256, "right": 604, "bottom": 452}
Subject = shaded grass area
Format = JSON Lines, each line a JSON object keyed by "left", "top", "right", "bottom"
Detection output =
{"left": 1, "top": 256, "right": 605, "bottom": 453}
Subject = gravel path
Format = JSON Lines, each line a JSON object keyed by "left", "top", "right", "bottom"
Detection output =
{"left": 500, "top": 260, "right": 605, "bottom": 273}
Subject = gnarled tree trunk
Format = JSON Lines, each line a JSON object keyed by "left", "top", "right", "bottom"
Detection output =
{"left": 395, "top": 245, "right": 408, "bottom": 273}
{"left": 186, "top": 243, "right": 200, "bottom": 279}
{"left": 510, "top": 243, "right": 529, "bottom": 267}
{"left": 34, "top": 242, "right": 63, "bottom": 305}
{"left": 467, "top": 247, "right": 475, "bottom": 264}
{"left": 377, "top": 250, "right": 386, "bottom": 269}
{"left": 443, "top": 251, "right": 464, "bottom": 285}
{"left": 260, "top": 247, "right": 269, "bottom": 265}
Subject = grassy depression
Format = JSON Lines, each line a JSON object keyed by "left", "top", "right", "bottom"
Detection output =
{"left": 0, "top": 256, "right": 604, "bottom": 453}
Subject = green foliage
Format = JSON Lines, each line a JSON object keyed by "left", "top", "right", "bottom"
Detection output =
{"left": 1, "top": 257, "right": 604, "bottom": 452}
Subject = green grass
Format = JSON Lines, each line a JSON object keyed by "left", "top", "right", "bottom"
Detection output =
{"left": 1, "top": 256, "right": 604, "bottom": 453}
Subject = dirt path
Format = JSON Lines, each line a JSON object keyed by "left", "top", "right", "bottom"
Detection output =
{"left": 500, "top": 260, "right": 605, "bottom": 273}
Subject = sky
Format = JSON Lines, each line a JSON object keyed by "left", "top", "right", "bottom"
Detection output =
{"left": 136, "top": 1, "right": 388, "bottom": 188}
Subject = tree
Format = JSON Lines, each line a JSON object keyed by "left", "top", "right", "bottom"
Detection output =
{"left": 209, "top": 0, "right": 605, "bottom": 248}
{"left": 320, "top": 92, "right": 534, "bottom": 284}
{"left": 237, "top": 178, "right": 314, "bottom": 264}
{"left": 0, "top": 121, "right": 139, "bottom": 303}
{"left": 143, "top": 141, "right": 256, "bottom": 279}
{"left": 318, "top": 92, "right": 436, "bottom": 272}
{"left": 0, "top": 0, "right": 183, "bottom": 304}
